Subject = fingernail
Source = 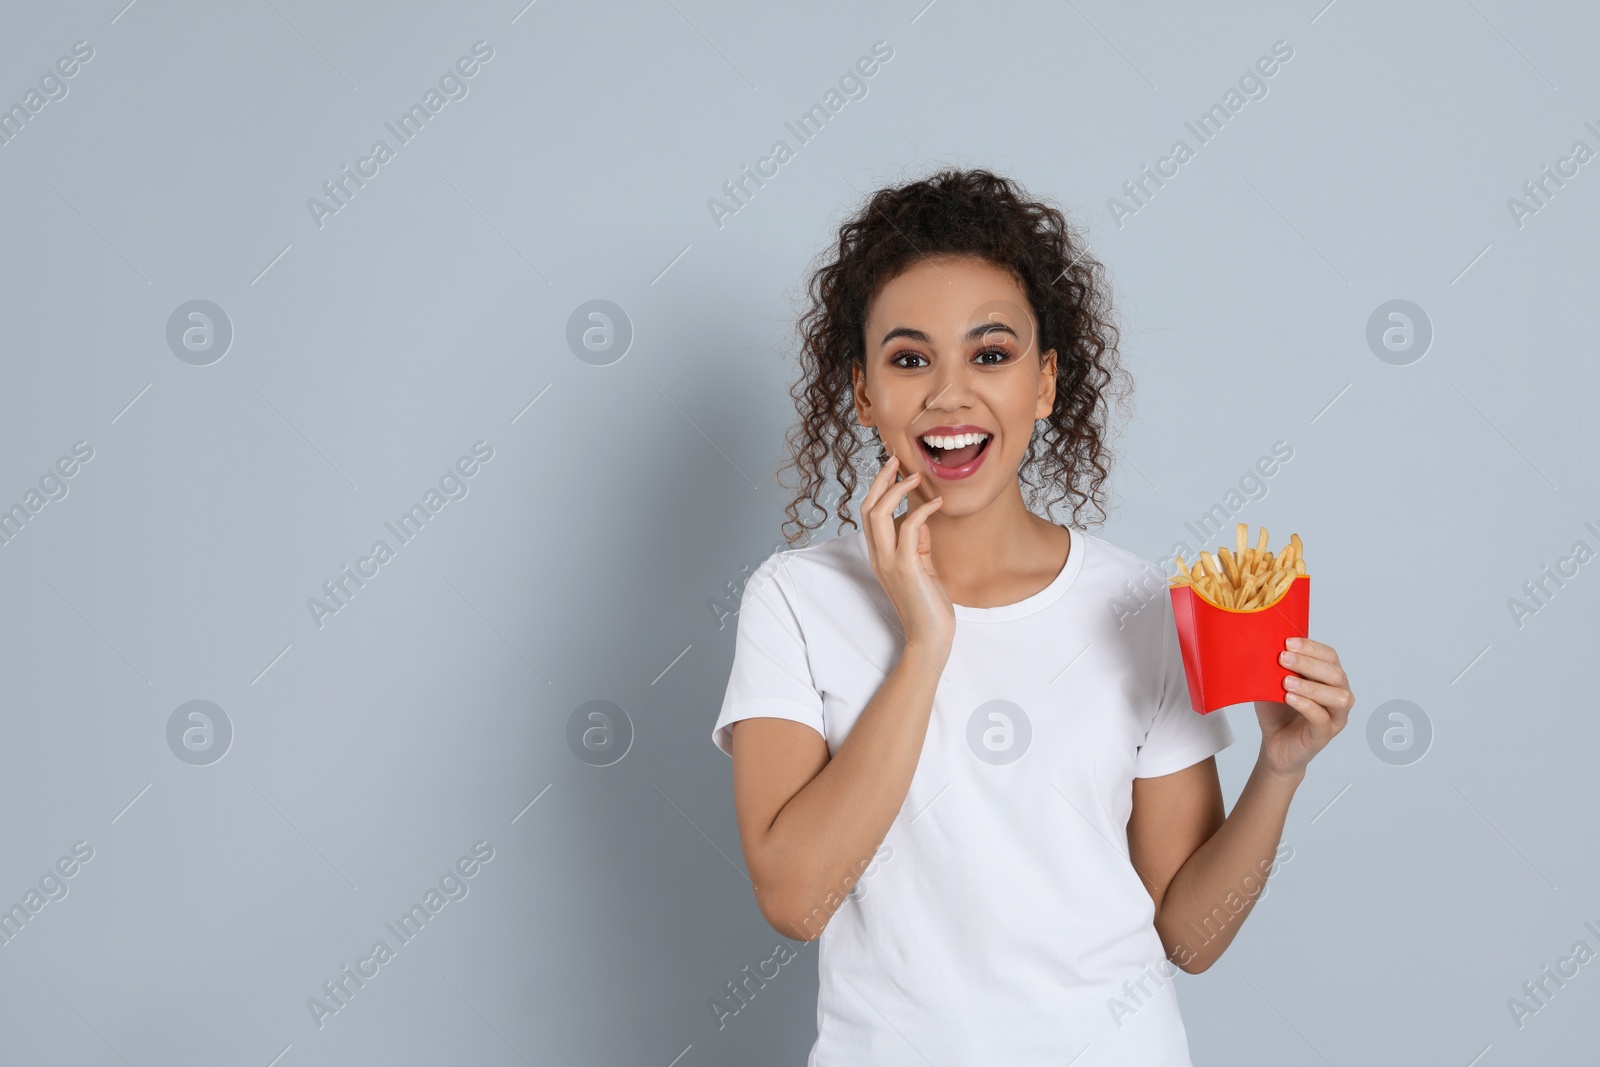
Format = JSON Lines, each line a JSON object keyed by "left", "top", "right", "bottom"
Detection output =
{"left": 1284, "top": 676, "right": 1300, "bottom": 689}
{"left": 1286, "top": 637, "right": 1302, "bottom": 650}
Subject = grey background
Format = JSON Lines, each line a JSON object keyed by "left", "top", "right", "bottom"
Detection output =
{"left": 1, "top": 0, "right": 1595, "bottom": 1064}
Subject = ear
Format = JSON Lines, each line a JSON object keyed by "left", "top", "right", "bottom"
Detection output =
{"left": 852, "top": 361, "right": 874, "bottom": 428}
{"left": 1035, "top": 348, "right": 1058, "bottom": 419}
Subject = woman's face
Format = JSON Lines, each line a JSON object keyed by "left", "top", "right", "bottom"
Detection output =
{"left": 854, "top": 255, "right": 1056, "bottom": 511}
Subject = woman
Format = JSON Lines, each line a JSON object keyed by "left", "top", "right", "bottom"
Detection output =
{"left": 711, "top": 168, "right": 1354, "bottom": 1065}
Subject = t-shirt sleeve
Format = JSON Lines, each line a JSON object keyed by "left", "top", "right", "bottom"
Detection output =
{"left": 1132, "top": 592, "right": 1236, "bottom": 778}
{"left": 711, "top": 552, "right": 827, "bottom": 758}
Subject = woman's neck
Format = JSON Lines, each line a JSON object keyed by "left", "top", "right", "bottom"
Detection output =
{"left": 894, "top": 484, "right": 1068, "bottom": 607}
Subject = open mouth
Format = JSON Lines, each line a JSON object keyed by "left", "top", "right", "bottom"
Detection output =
{"left": 917, "top": 431, "right": 992, "bottom": 479}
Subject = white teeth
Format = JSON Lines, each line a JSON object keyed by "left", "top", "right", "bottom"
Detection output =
{"left": 920, "top": 432, "right": 990, "bottom": 450}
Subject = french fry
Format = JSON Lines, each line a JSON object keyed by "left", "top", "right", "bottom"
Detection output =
{"left": 1168, "top": 526, "right": 1308, "bottom": 611}
{"left": 1218, "top": 547, "right": 1241, "bottom": 587}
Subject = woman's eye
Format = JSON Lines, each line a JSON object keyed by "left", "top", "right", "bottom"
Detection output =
{"left": 975, "top": 347, "right": 1011, "bottom": 365}
{"left": 889, "top": 352, "right": 927, "bottom": 369}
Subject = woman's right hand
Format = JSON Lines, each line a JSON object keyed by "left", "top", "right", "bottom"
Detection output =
{"left": 862, "top": 453, "right": 956, "bottom": 660}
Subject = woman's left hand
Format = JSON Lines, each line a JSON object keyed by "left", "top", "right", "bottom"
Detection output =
{"left": 1255, "top": 637, "right": 1354, "bottom": 782}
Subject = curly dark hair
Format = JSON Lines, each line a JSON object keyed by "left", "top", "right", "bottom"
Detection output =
{"left": 776, "top": 166, "right": 1133, "bottom": 547}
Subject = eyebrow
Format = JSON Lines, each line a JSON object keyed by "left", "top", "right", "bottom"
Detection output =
{"left": 879, "top": 322, "right": 1019, "bottom": 347}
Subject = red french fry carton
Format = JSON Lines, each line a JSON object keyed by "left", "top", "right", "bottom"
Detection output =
{"left": 1170, "top": 575, "right": 1310, "bottom": 714}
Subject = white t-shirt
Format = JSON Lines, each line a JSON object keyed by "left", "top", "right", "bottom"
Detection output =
{"left": 712, "top": 524, "right": 1235, "bottom": 1066}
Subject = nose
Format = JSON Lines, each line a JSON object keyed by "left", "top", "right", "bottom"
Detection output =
{"left": 922, "top": 359, "right": 975, "bottom": 414}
